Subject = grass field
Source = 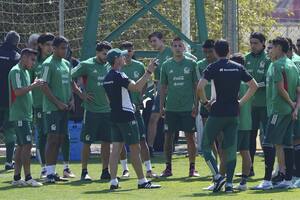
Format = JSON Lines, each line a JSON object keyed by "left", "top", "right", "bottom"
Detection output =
{"left": 0, "top": 154, "right": 300, "bottom": 200}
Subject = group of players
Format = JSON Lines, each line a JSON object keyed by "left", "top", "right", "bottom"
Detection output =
{"left": 1, "top": 29, "right": 300, "bottom": 193}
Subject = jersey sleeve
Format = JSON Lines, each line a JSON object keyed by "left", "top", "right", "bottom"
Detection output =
{"left": 71, "top": 62, "right": 87, "bottom": 79}
{"left": 9, "top": 69, "right": 22, "bottom": 89}
{"left": 273, "top": 63, "right": 283, "bottom": 83}
{"left": 240, "top": 65, "right": 253, "bottom": 82}
{"left": 160, "top": 62, "right": 168, "bottom": 85}
{"left": 203, "top": 64, "right": 214, "bottom": 81}
{"left": 116, "top": 72, "right": 131, "bottom": 88}
{"left": 191, "top": 61, "right": 198, "bottom": 83}
{"left": 41, "top": 63, "right": 52, "bottom": 83}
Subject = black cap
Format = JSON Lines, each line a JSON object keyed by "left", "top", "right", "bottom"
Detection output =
{"left": 21, "top": 48, "right": 38, "bottom": 56}
{"left": 202, "top": 39, "right": 215, "bottom": 48}
{"left": 250, "top": 32, "right": 266, "bottom": 43}
{"left": 37, "top": 33, "right": 55, "bottom": 44}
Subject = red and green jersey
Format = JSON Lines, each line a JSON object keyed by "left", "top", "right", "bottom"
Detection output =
{"left": 121, "top": 59, "right": 145, "bottom": 106}
{"left": 71, "top": 57, "right": 110, "bottom": 113}
{"left": 8, "top": 63, "right": 33, "bottom": 121}
{"left": 41, "top": 55, "right": 72, "bottom": 112}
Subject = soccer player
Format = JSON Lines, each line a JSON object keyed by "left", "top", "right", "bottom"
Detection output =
{"left": 9, "top": 48, "right": 44, "bottom": 187}
{"left": 159, "top": 37, "right": 199, "bottom": 177}
{"left": 30, "top": 33, "right": 55, "bottom": 178}
{"left": 41, "top": 36, "right": 73, "bottom": 183}
{"left": 103, "top": 48, "right": 161, "bottom": 190}
{"left": 198, "top": 39, "right": 257, "bottom": 193}
{"left": 71, "top": 41, "right": 112, "bottom": 181}
{"left": 120, "top": 41, "right": 158, "bottom": 178}
{"left": 27, "top": 33, "right": 40, "bottom": 50}
{"left": 0, "top": 31, "right": 20, "bottom": 171}
{"left": 252, "top": 37, "right": 299, "bottom": 190}
{"left": 245, "top": 32, "right": 271, "bottom": 176}
{"left": 230, "top": 53, "right": 252, "bottom": 191}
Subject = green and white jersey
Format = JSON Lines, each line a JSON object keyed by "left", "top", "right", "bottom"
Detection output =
{"left": 154, "top": 47, "right": 173, "bottom": 81}
{"left": 272, "top": 56, "right": 299, "bottom": 115}
{"left": 266, "top": 63, "right": 274, "bottom": 117}
{"left": 245, "top": 51, "right": 271, "bottom": 107}
{"left": 238, "top": 82, "right": 252, "bottom": 130}
{"left": 41, "top": 55, "right": 72, "bottom": 112}
{"left": 160, "top": 56, "right": 198, "bottom": 112}
{"left": 121, "top": 59, "right": 145, "bottom": 106}
{"left": 292, "top": 53, "right": 300, "bottom": 69}
{"left": 8, "top": 63, "right": 33, "bottom": 121}
{"left": 71, "top": 57, "right": 110, "bottom": 113}
{"left": 197, "top": 58, "right": 212, "bottom": 98}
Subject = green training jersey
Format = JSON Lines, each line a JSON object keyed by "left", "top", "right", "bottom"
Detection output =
{"left": 272, "top": 56, "right": 299, "bottom": 115}
{"left": 160, "top": 56, "right": 198, "bottom": 112}
{"left": 121, "top": 59, "right": 145, "bottom": 106}
{"left": 41, "top": 55, "right": 72, "bottom": 112}
{"left": 197, "top": 58, "right": 213, "bottom": 98}
{"left": 154, "top": 47, "right": 173, "bottom": 81}
{"left": 30, "top": 56, "right": 47, "bottom": 108}
{"left": 292, "top": 53, "right": 300, "bottom": 69}
{"left": 238, "top": 82, "right": 252, "bottom": 130}
{"left": 8, "top": 63, "right": 33, "bottom": 121}
{"left": 71, "top": 57, "right": 111, "bottom": 113}
{"left": 266, "top": 63, "right": 274, "bottom": 117}
{"left": 245, "top": 51, "right": 271, "bottom": 107}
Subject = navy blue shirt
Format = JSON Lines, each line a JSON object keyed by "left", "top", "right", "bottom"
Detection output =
{"left": 0, "top": 42, "right": 20, "bottom": 108}
{"left": 103, "top": 69, "right": 135, "bottom": 123}
{"left": 203, "top": 58, "right": 252, "bottom": 117}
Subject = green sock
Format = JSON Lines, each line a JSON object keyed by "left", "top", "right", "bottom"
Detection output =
{"left": 5, "top": 142, "right": 15, "bottom": 163}
{"left": 62, "top": 135, "right": 70, "bottom": 162}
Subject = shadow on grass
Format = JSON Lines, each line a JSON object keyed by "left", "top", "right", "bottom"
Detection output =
{"left": 248, "top": 188, "right": 294, "bottom": 194}
{"left": 84, "top": 188, "right": 135, "bottom": 194}
{"left": 180, "top": 190, "right": 242, "bottom": 198}
{"left": 152, "top": 175, "right": 211, "bottom": 183}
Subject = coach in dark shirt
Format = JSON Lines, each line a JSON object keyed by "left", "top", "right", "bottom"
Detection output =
{"left": 103, "top": 48, "right": 160, "bottom": 190}
{"left": 0, "top": 31, "right": 20, "bottom": 170}
{"left": 197, "top": 39, "right": 258, "bottom": 193}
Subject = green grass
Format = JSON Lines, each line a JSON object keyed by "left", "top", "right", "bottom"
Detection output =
{"left": 0, "top": 155, "right": 300, "bottom": 200}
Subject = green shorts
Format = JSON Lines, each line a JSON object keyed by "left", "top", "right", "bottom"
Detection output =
{"left": 293, "top": 118, "right": 300, "bottom": 140}
{"left": 251, "top": 106, "right": 267, "bottom": 132}
{"left": 202, "top": 116, "right": 238, "bottom": 150}
{"left": 135, "top": 110, "right": 146, "bottom": 141}
{"left": 237, "top": 130, "right": 250, "bottom": 151}
{"left": 111, "top": 120, "right": 140, "bottom": 145}
{"left": 81, "top": 110, "right": 112, "bottom": 144}
{"left": 264, "top": 114, "right": 293, "bottom": 146}
{"left": 165, "top": 111, "right": 196, "bottom": 133}
{"left": 44, "top": 111, "right": 69, "bottom": 135}
{"left": 14, "top": 120, "right": 33, "bottom": 145}
{"left": 0, "top": 108, "right": 16, "bottom": 143}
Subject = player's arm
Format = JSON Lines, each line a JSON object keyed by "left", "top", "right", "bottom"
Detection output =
{"left": 127, "top": 59, "right": 157, "bottom": 92}
{"left": 277, "top": 81, "right": 295, "bottom": 108}
{"left": 159, "top": 84, "right": 167, "bottom": 117}
{"left": 14, "top": 78, "right": 44, "bottom": 96}
{"left": 292, "top": 86, "right": 300, "bottom": 120}
{"left": 197, "top": 78, "right": 209, "bottom": 104}
{"left": 239, "top": 78, "right": 258, "bottom": 106}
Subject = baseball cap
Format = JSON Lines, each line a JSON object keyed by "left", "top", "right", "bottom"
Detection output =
{"left": 107, "top": 48, "right": 128, "bottom": 65}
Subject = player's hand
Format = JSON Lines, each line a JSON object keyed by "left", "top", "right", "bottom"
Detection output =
{"left": 291, "top": 101, "right": 297, "bottom": 109}
{"left": 57, "top": 101, "right": 68, "bottom": 111}
{"left": 292, "top": 109, "right": 298, "bottom": 121}
{"left": 68, "top": 99, "right": 75, "bottom": 112}
{"left": 204, "top": 100, "right": 212, "bottom": 112}
{"left": 147, "top": 58, "right": 159, "bottom": 74}
{"left": 80, "top": 92, "right": 94, "bottom": 102}
{"left": 31, "top": 78, "right": 45, "bottom": 89}
{"left": 160, "top": 107, "right": 165, "bottom": 118}
{"left": 191, "top": 106, "right": 198, "bottom": 118}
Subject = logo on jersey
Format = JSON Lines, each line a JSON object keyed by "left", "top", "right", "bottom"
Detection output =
{"left": 17, "top": 121, "right": 23, "bottom": 127}
{"left": 51, "top": 124, "right": 56, "bottom": 131}
{"left": 169, "top": 69, "right": 174, "bottom": 74}
{"left": 164, "top": 124, "right": 168, "bottom": 131}
{"left": 93, "top": 69, "right": 97, "bottom": 73}
{"left": 184, "top": 67, "right": 190, "bottom": 74}
{"left": 37, "top": 112, "right": 42, "bottom": 118}
{"left": 259, "top": 61, "right": 265, "bottom": 68}
{"left": 134, "top": 71, "right": 140, "bottom": 78}
{"left": 26, "top": 135, "right": 31, "bottom": 142}
{"left": 85, "top": 135, "right": 90, "bottom": 141}
{"left": 219, "top": 68, "right": 224, "bottom": 72}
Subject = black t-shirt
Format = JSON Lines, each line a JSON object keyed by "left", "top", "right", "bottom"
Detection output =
{"left": 203, "top": 58, "right": 252, "bottom": 117}
{"left": 103, "top": 69, "right": 135, "bottom": 122}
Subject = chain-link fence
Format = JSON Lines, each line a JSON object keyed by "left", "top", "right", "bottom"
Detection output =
{"left": 270, "top": 23, "right": 300, "bottom": 42}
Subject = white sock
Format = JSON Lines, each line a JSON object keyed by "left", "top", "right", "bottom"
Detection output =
{"left": 120, "top": 159, "right": 129, "bottom": 171}
{"left": 110, "top": 178, "right": 119, "bottom": 186}
{"left": 138, "top": 178, "right": 148, "bottom": 185}
{"left": 214, "top": 173, "right": 221, "bottom": 180}
{"left": 144, "top": 160, "right": 152, "bottom": 171}
{"left": 46, "top": 165, "right": 56, "bottom": 176}
{"left": 63, "top": 163, "right": 69, "bottom": 170}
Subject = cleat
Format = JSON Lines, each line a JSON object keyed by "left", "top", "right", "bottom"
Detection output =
{"left": 138, "top": 181, "right": 161, "bottom": 189}
{"left": 81, "top": 171, "right": 92, "bottom": 181}
{"left": 273, "top": 180, "right": 293, "bottom": 189}
{"left": 233, "top": 183, "right": 247, "bottom": 191}
{"left": 160, "top": 168, "right": 172, "bottom": 177}
{"left": 121, "top": 170, "right": 130, "bottom": 179}
{"left": 146, "top": 170, "right": 159, "bottom": 179}
{"left": 251, "top": 180, "right": 273, "bottom": 190}
{"left": 11, "top": 179, "right": 27, "bottom": 187}
{"left": 26, "top": 179, "right": 43, "bottom": 187}
{"left": 63, "top": 168, "right": 76, "bottom": 178}
{"left": 189, "top": 169, "right": 200, "bottom": 177}
{"left": 110, "top": 184, "right": 119, "bottom": 190}
{"left": 213, "top": 176, "right": 226, "bottom": 193}
{"left": 100, "top": 168, "right": 111, "bottom": 180}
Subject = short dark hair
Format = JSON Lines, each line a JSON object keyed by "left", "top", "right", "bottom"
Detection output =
{"left": 202, "top": 39, "right": 215, "bottom": 49}
{"left": 172, "top": 36, "right": 182, "bottom": 43}
{"left": 250, "top": 32, "right": 266, "bottom": 43}
{"left": 21, "top": 48, "right": 38, "bottom": 56}
{"left": 37, "top": 33, "right": 55, "bottom": 44}
{"left": 53, "top": 36, "right": 68, "bottom": 47}
{"left": 285, "top": 37, "right": 296, "bottom": 51}
{"left": 148, "top": 31, "right": 163, "bottom": 40}
{"left": 230, "top": 53, "right": 245, "bottom": 66}
{"left": 120, "top": 41, "right": 133, "bottom": 49}
{"left": 214, "top": 39, "right": 229, "bottom": 57}
{"left": 272, "top": 37, "right": 289, "bottom": 53}
{"left": 96, "top": 41, "right": 112, "bottom": 52}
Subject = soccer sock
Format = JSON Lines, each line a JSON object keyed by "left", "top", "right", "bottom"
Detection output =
{"left": 62, "top": 135, "right": 70, "bottom": 162}
{"left": 144, "top": 160, "right": 152, "bottom": 171}
{"left": 110, "top": 178, "right": 118, "bottom": 186}
{"left": 284, "top": 147, "right": 294, "bottom": 181}
{"left": 25, "top": 174, "right": 32, "bottom": 181}
{"left": 262, "top": 145, "right": 276, "bottom": 181}
{"left": 14, "top": 174, "right": 21, "bottom": 181}
{"left": 249, "top": 130, "right": 258, "bottom": 167}
{"left": 82, "top": 168, "right": 88, "bottom": 174}
{"left": 63, "top": 163, "right": 69, "bottom": 170}
{"left": 46, "top": 165, "right": 55, "bottom": 176}
{"left": 120, "top": 159, "right": 129, "bottom": 171}
{"left": 189, "top": 162, "right": 195, "bottom": 170}
{"left": 294, "top": 144, "right": 300, "bottom": 177}
{"left": 138, "top": 178, "right": 148, "bottom": 185}
{"left": 166, "top": 162, "right": 172, "bottom": 171}
{"left": 5, "top": 142, "right": 14, "bottom": 163}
